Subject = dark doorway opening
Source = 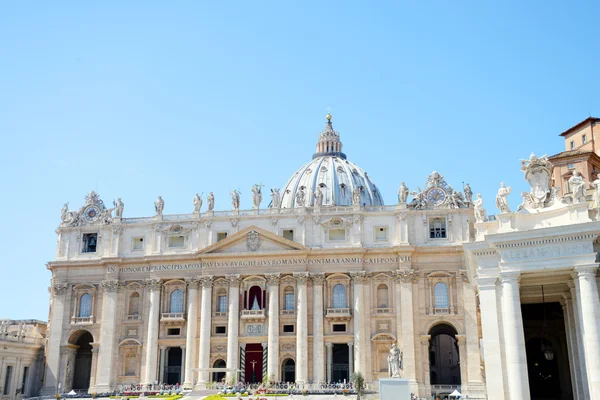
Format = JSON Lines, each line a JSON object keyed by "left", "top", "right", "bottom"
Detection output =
{"left": 72, "top": 331, "right": 93, "bottom": 390}
{"left": 212, "top": 359, "right": 226, "bottom": 383}
{"left": 281, "top": 358, "right": 295, "bottom": 383}
{"left": 245, "top": 343, "right": 263, "bottom": 383}
{"left": 332, "top": 344, "right": 350, "bottom": 383}
{"left": 429, "top": 324, "right": 461, "bottom": 385}
{"left": 166, "top": 347, "right": 182, "bottom": 385}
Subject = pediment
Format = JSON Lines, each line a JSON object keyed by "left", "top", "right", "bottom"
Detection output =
{"left": 198, "top": 226, "right": 308, "bottom": 255}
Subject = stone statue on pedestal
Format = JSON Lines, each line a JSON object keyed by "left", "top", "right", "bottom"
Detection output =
{"left": 495, "top": 182, "right": 512, "bottom": 213}
{"left": 569, "top": 172, "right": 586, "bottom": 204}
{"left": 591, "top": 178, "right": 600, "bottom": 220}
{"left": 231, "top": 190, "right": 240, "bottom": 210}
{"left": 295, "top": 187, "right": 306, "bottom": 207}
{"left": 314, "top": 186, "right": 324, "bottom": 207}
{"left": 114, "top": 198, "right": 124, "bottom": 218}
{"left": 270, "top": 188, "right": 281, "bottom": 208}
{"left": 352, "top": 187, "right": 362, "bottom": 206}
{"left": 193, "top": 193, "right": 203, "bottom": 213}
{"left": 155, "top": 196, "right": 164, "bottom": 216}
{"left": 207, "top": 192, "right": 215, "bottom": 211}
{"left": 251, "top": 184, "right": 263, "bottom": 209}
{"left": 464, "top": 183, "right": 473, "bottom": 205}
{"left": 387, "top": 343, "right": 403, "bottom": 378}
{"left": 398, "top": 182, "right": 409, "bottom": 205}
{"left": 474, "top": 193, "right": 486, "bottom": 223}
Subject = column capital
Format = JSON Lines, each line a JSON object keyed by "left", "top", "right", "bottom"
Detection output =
{"left": 144, "top": 278, "right": 162, "bottom": 292}
{"left": 261, "top": 343, "right": 267, "bottom": 349}
{"left": 100, "top": 279, "right": 121, "bottom": 293}
{"left": 310, "top": 273, "right": 325, "bottom": 285}
{"left": 566, "top": 279, "right": 576, "bottom": 290}
{"left": 325, "top": 342, "right": 333, "bottom": 349}
{"left": 419, "top": 335, "right": 431, "bottom": 345}
{"left": 200, "top": 275, "right": 214, "bottom": 288}
{"left": 475, "top": 276, "right": 498, "bottom": 289}
{"left": 185, "top": 277, "right": 201, "bottom": 289}
{"left": 455, "top": 334, "right": 467, "bottom": 345}
{"left": 499, "top": 271, "right": 521, "bottom": 284}
{"left": 180, "top": 345, "right": 186, "bottom": 350}
{"left": 265, "top": 273, "right": 281, "bottom": 285}
{"left": 350, "top": 270, "right": 368, "bottom": 284}
{"left": 225, "top": 274, "right": 242, "bottom": 285}
{"left": 240, "top": 343, "right": 246, "bottom": 350}
{"left": 572, "top": 265, "right": 599, "bottom": 280}
{"left": 347, "top": 341, "right": 354, "bottom": 347}
{"left": 51, "top": 282, "right": 69, "bottom": 296}
{"left": 393, "top": 269, "right": 417, "bottom": 283}
{"left": 458, "top": 269, "right": 469, "bottom": 283}
{"left": 293, "top": 272, "right": 310, "bottom": 284}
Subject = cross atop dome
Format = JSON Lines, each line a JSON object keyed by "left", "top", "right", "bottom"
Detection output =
{"left": 313, "top": 113, "right": 347, "bottom": 160}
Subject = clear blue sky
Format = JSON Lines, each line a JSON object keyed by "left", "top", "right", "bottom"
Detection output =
{"left": 1, "top": 1, "right": 599, "bottom": 320}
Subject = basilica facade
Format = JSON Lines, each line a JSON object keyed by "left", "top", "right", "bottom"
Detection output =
{"left": 39, "top": 115, "right": 600, "bottom": 400}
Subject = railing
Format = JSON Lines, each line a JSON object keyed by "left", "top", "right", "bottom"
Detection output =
{"left": 431, "top": 384, "right": 461, "bottom": 394}
{"left": 326, "top": 308, "right": 351, "bottom": 319}
{"left": 374, "top": 307, "right": 393, "bottom": 315}
{"left": 281, "top": 309, "right": 295, "bottom": 315}
{"left": 213, "top": 311, "right": 227, "bottom": 317}
{"left": 433, "top": 308, "right": 450, "bottom": 315}
{"left": 124, "top": 315, "right": 141, "bottom": 322}
{"left": 241, "top": 309, "right": 266, "bottom": 318}
{"left": 160, "top": 312, "right": 185, "bottom": 320}
{"left": 71, "top": 316, "right": 94, "bottom": 324}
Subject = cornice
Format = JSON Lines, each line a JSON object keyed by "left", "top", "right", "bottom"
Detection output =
{"left": 494, "top": 233, "right": 597, "bottom": 250}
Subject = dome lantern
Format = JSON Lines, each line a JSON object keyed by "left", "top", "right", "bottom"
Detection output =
{"left": 313, "top": 114, "right": 346, "bottom": 160}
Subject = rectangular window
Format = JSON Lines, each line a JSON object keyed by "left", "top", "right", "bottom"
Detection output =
{"left": 283, "top": 324, "right": 294, "bottom": 333}
{"left": 583, "top": 134, "right": 587, "bottom": 144}
{"left": 215, "top": 326, "right": 226, "bottom": 334}
{"left": 567, "top": 163, "right": 575, "bottom": 170}
{"left": 4, "top": 366, "right": 12, "bottom": 395}
{"left": 429, "top": 218, "right": 447, "bottom": 239}
{"left": 328, "top": 228, "right": 346, "bottom": 241}
{"left": 82, "top": 233, "right": 98, "bottom": 253}
{"left": 570, "top": 140, "right": 575, "bottom": 150}
{"left": 132, "top": 237, "right": 144, "bottom": 251}
{"left": 168, "top": 235, "right": 185, "bottom": 248}
{"left": 332, "top": 324, "right": 346, "bottom": 332}
{"left": 375, "top": 226, "right": 388, "bottom": 241}
{"left": 21, "top": 366, "right": 28, "bottom": 395}
{"left": 284, "top": 293, "right": 294, "bottom": 311}
{"left": 167, "top": 328, "right": 180, "bottom": 336}
{"left": 217, "top": 232, "right": 228, "bottom": 242}
{"left": 282, "top": 229, "right": 294, "bottom": 241}
{"left": 218, "top": 295, "right": 227, "bottom": 313}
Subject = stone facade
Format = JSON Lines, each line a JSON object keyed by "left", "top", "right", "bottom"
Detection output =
{"left": 0, "top": 320, "right": 46, "bottom": 400}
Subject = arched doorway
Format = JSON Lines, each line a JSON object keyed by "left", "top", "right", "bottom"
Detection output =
{"left": 429, "top": 324, "right": 461, "bottom": 386}
{"left": 212, "top": 359, "right": 226, "bottom": 383}
{"left": 281, "top": 358, "right": 295, "bottom": 383}
{"left": 70, "top": 331, "right": 93, "bottom": 391}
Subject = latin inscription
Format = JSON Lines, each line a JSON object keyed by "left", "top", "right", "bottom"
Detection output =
{"left": 502, "top": 243, "right": 589, "bottom": 261}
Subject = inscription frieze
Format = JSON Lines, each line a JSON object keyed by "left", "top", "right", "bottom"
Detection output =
{"left": 501, "top": 243, "right": 590, "bottom": 261}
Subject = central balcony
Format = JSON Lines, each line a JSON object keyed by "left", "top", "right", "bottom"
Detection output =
{"left": 71, "top": 316, "right": 95, "bottom": 325}
{"left": 326, "top": 308, "right": 352, "bottom": 321}
{"left": 160, "top": 312, "right": 186, "bottom": 324}
{"left": 240, "top": 309, "right": 266, "bottom": 322}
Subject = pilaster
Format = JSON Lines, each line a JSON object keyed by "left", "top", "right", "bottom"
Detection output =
{"left": 226, "top": 274, "right": 241, "bottom": 383}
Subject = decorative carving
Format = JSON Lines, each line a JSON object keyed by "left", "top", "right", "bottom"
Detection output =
{"left": 281, "top": 342, "right": 295, "bottom": 351}
{"left": 203, "top": 219, "right": 212, "bottom": 228}
{"left": 231, "top": 219, "right": 239, "bottom": 227}
{"left": 144, "top": 278, "right": 162, "bottom": 292}
{"left": 458, "top": 269, "right": 469, "bottom": 283}
{"left": 350, "top": 271, "right": 368, "bottom": 284}
{"left": 591, "top": 178, "right": 600, "bottom": 219}
{"left": 406, "top": 171, "right": 469, "bottom": 210}
{"left": 212, "top": 344, "right": 226, "bottom": 352}
{"left": 114, "top": 198, "right": 125, "bottom": 218}
{"left": 112, "top": 225, "right": 124, "bottom": 236}
{"left": 100, "top": 280, "right": 120, "bottom": 293}
{"left": 246, "top": 230, "right": 261, "bottom": 252}
{"left": 52, "top": 283, "right": 69, "bottom": 295}
{"left": 198, "top": 276, "right": 213, "bottom": 288}
{"left": 271, "top": 217, "right": 278, "bottom": 226}
{"left": 266, "top": 273, "right": 281, "bottom": 285}
{"left": 293, "top": 272, "right": 310, "bottom": 284}
{"left": 251, "top": 184, "right": 264, "bottom": 209}
{"left": 297, "top": 215, "right": 305, "bottom": 224}
{"left": 313, "top": 186, "right": 324, "bottom": 207}
{"left": 312, "top": 215, "right": 321, "bottom": 225}
{"left": 397, "top": 212, "right": 407, "bottom": 221}
{"left": 60, "top": 191, "right": 114, "bottom": 227}
{"left": 226, "top": 274, "right": 242, "bottom": 285}
{"left": 394, "top": 269, "right": 416, "bottom": 283}
{"left": 295, "top": 187, "right": 306, "bottom": 207}
{"left": 518, "top": 153, "right": 558, "bottom": 210}
{"left": 352, "top": 186, "right": 362, "bottom": 206}
{"left": 193, "top": 193, "right": 203, "bottom": 213}
{"left": 463, "top": 183, "right": 473, "bottom": 206}
{"left": 353, "top": 214, "right": 363, "bottom": 224}
{"left": 310, "top": 273, "right": 325, "bottom": 285}
{"left": 320, "top": 216, "right": 353, "bottom": 228}
{"left": 270, "top": 188, "right": 281, "bottom": 209}
{"left": 155, "top": 196, "right": 164, "bottom": 216}
{"left": 474, "top": 194, "right": 486, "bottom": 223}
{"left": 207, "top": 192, "right": 215, "bottom": 211}
{"left": 495, "top": 182, "right": 512, "bottom": 213}
{"left": 185, "top": 277, "right": 201, "bottom": 289}
{"left": 569, "top": 172, "right": 587, "bottom": 204}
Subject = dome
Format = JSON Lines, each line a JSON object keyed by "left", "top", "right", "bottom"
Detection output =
{"left": 279, "top": 115, "right": 385, "bottom": 208}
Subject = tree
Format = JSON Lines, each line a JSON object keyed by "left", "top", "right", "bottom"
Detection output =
{"left": 351, "top": 372, "right": 365, "bottom": 400}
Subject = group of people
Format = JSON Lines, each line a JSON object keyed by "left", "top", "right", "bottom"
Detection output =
{"left": 116, "top": 382, "right": 181, "bottom": 394}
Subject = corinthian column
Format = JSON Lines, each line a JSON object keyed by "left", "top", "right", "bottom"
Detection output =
{"left": 197, "top": 276, "right": 213, "bottom": 386}
{"left": 500, "top": 272, "right": 530, "bottom": 400}
{"left": 573, "top": 265, "right": 600, "bottom": 397}
{"left": 183, "top": 277, "right": 200, "bottom": 389}
{"left": 144, "top": 279, "right": 162, "bottom": 385}
{"left": 41, "top": 283, "right": 69, "bottom": 395}
{"left": 350, "top": 271, "right": 367, "bottom": 375}
{"left": 95, "top": 280, "right": 121, "bottom": 392}
{"left": 394, "top": 269, "right": 417, "bottom": 386}
{"left": 226, "top": 274, "right": 241, "bottom": 383}
{"left": 266, "top": 273, "right": 280, "bottom": 382}
{"left": 294, "top": 272, "right": 309, "bottom": 384}
{"left": 311, "top": 273, "right": 325, "bottom": 384}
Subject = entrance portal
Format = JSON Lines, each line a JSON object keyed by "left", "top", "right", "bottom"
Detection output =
{"left": 212, "top": 359, "right": 226, "bottom": 383}
{"left": 332, "top": 344, "right": 349, "bottom": 383}
{"left": 244, "top": 343, "right": 263, "bottom": 383}
{"left": 72, "top": 331, "right": 93, "bottom": 390}
{"left": 429, "top": 324, "right": 461, "bottom": 385}
{"left": 165, "top": 347, "right": 182, "bottom": 385}
{"left": 281, "top": 358, "right": 295, "bottom": 383}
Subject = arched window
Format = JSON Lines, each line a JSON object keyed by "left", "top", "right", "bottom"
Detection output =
{"left": 434, "top": 283, "right": 449, "bottom": 311}
{"left": 284, "top": 286, "right": 295, "bottom": 311}
{"left": 332, "top": 284, "right": 347, "bottom": 309}
{"left": 128, "top": 292, "right": 140, "bottom": 316}
{"left": 377, "top": 284, "right": 389, "bottom": 308}
{"left": 79, "top": 293, "right": 92, "bottom": 317}
{"left": 170, "top": 289, "right": 184, "bottom": 313}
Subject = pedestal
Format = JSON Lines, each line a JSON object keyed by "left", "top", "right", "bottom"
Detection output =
{"left": 379, "top": 378, "right": 411, "bottom": 400}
